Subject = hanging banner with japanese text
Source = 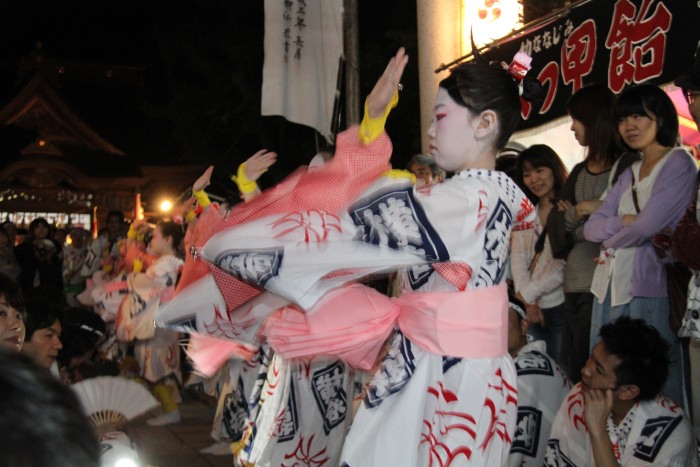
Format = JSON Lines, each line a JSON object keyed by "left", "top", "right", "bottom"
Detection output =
{"left": 481, "top": 0, "right": 700, "bottom": 130}
{"left": 261, "top": 0, "right": 343, "bottom": 142}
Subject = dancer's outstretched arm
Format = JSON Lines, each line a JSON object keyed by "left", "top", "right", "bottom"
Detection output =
{"left": 360, "top": 47, "right": 409, "bottom": 145}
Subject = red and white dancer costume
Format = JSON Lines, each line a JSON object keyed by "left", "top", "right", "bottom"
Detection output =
{"left": 335, "top": 169, "right": 535, "bottom": 466}
{"left": 545, "top": 383, "right": 698, "bottom": 466}
{"left": 156, "top": 100, "right": 535, "bottom": 462}
{"left": 154, "top": 128, "right": 393, "bottom": 466}
{"left": 236, "top": 354, "right": 355, "bottom": 466}
{"left": 201, "top": 164, "right": 535, "bottom": 465}
{"left": 123, "top": 253, "right": 183, "bottom": 384}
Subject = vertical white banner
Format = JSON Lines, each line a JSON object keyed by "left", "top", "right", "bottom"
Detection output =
{"left": 262, "top": 0, "right": 343, "bottom": 142}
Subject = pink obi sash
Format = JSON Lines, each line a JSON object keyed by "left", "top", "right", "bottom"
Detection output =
{"left": 396, "top": 282, "right": 508, "bottom": 359}
{"left": 263, "top": 282, "right": 508, "bottom": 370}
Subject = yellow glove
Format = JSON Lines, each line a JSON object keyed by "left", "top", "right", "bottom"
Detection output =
{"left": 383, "top": 169, "right": 416, "bottom": 184}
{"left": 133, "top": 257, "right": 143, "bottom": 273}
{"left": 193, "top": 189, "right": 211, "bottom": 209}
{"left": 230, "top": 162, "right": 258, "bottom": 194}
{"left": 359, "top": 89, "right": 399, "bottom": 145}
{"left": 185, "top": 209, "right": 197, "bottom": 223}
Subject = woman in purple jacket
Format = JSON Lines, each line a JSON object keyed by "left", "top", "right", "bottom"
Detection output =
{"left": 584, "top": 84, "right": 697, "bottom": 405}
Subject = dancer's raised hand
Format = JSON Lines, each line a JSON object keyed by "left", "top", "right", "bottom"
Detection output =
{"left": 193, "top": 166, "right": 214, "bottom": 193}
{"left": 366, "top": 48, "right": 409, "bottom": 119}
{"left": 244, "top": 150, "right": 277, "bottom": 182}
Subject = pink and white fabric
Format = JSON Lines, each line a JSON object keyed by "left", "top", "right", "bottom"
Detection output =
{"left": 337, "top": 170, "right": 535, "bottom": 466}
{"left": 205, "top": 160, "right": 537, "bottom": 465}
{"left": 156, "top": 126, "right": 537, "bottom": 465}
{"left": 177, "top": 202, "right": 223, "bottom": 294}
{"left": 545, "top": 383, "right": 698, "bottom": 466}
{"left": 154, "top": 125, "right": 395, "bottom": 372}
{"left": 201, "top": 174, "right": 428, "bottom": 310}
{"left": 203, "top": 124, "right": 393, "bottom": 313}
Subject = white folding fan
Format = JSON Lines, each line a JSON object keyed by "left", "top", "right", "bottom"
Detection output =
{"left": 71, "top": 376, "right": 159, "bottom": 428}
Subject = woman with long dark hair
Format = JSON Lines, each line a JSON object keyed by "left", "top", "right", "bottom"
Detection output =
{"left": 512, "top": 144, "right": 568, "bottom": 363}
{"left": 547, "top": 84, "right": 636, "bottom": 381}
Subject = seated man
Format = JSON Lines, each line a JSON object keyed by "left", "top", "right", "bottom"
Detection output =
{"left": 20, "top": 296, "right": 63, "bottom": 372}
{"left": 545, "top": 317, "right": 698, "bottom": 466}
{"left": 507, "top": 292, "right": 570, "bottom": 467}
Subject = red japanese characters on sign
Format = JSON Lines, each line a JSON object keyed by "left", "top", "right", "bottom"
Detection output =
{"left": 561, "top": 19, "right": 597, "bottom": 94}
{"left": 605, "top": 0, "right": 671, "bottom": 93}
{"left": 538, "top": 61, "right": 560, "bottom": 116}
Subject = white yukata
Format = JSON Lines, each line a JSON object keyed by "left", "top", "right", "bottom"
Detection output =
{"left": 509, "top": 340, "right": 571, "bottom": 467}
{"left": 339, "top": 170, "right": 535, "bottom": 466}
{"left": 545, "top": 383, "right": 699, "bottom": 466}
{"left": 187, "top": 345, "right": 272, "bottom": 443}
{"left": 236, "top": 354, "right": 354, "bottom": 467}
{"left": 199, "top": 147, "right": 534, "bottom": 464}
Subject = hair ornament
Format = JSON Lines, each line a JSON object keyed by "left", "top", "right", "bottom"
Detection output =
{"left": 504, "top": 51, "right": 532, "bottom": 82}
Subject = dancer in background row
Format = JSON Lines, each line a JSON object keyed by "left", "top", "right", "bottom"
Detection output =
{"left": 115, "top": 221, "right": 184, "bottom": 426}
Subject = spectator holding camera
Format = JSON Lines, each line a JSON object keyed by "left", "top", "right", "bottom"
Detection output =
{"left": 14, "top": 218, "right": 64, "bottom": 298}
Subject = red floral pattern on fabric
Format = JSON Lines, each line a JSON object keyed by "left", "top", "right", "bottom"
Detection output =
{"left": 421, "top": 381, "right": 477, "bottom": 465}
{"left": 514, "top": 197, "right": 536, "bottom": 231}
{"left": 282, "top": 435, "right": 330, "bottom": 467}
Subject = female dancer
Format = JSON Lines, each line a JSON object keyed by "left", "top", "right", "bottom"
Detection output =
{"left": 329, "top": 48, "right": 538, "bottom": 467}
{"left": 175, "top": 48, "right": 536, "bottom": 465}
{"left": 511, "top": 144, "right": 568, "bottom": 363}
{"left": 547, "top": 84, "right": 635, "bottom": 381}
{"left": 584, "top": 84, "right": 697, "bottom": 405}
{"left": 119, "top": 221, "right": 185, "bottom": 425}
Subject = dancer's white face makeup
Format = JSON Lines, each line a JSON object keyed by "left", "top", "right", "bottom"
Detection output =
{"left": 428, "top": 88, "right": 481, "bottom": 173}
